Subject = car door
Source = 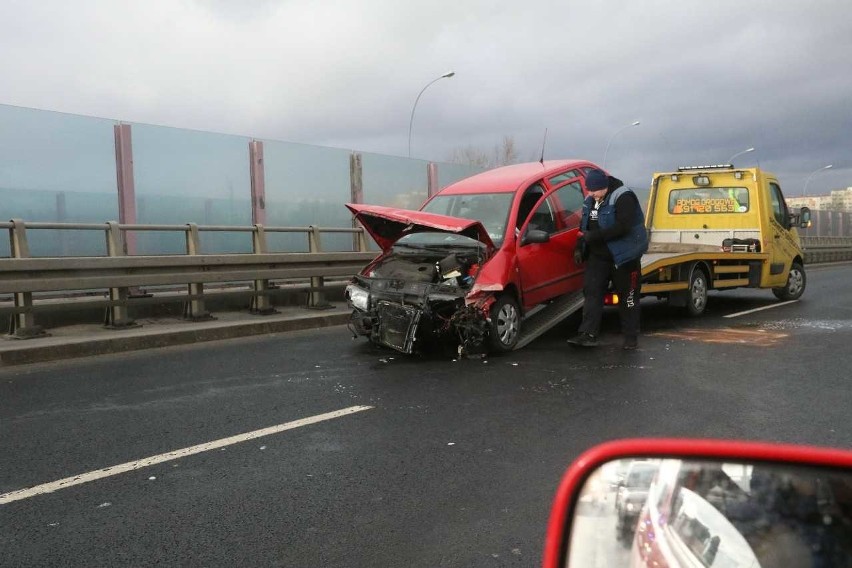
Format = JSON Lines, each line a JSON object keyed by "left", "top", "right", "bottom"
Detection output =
{"left": 515, "top": 180, "right": 585, "bottom": 309}
{"left": 766, "top": 181, "right": 797, "bottom": 287}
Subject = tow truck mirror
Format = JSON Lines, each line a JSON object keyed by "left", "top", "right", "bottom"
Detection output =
{"left": 543, "top": 439, "right": 852, "bottom": 568}
{"left": 522, "top": 228, "right": 550, "bottom": 245}
{"left": 799, "top": 206, "right": 812, "bottom": 229}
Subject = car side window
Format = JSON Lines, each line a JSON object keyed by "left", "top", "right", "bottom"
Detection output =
{"left": 548, "top": 169, "right": 581, "bottom": 186}
{"left": 517, "top": 183, "right": 546, "bottom": 229}
{"left": 527, "top": 196, "right": 557, "bottom": 234}
{"left": 769, "top": 183, "right": 788, "bottom": 227}
{"left": 551, "top": 181, "right": 584, "bottom": 230}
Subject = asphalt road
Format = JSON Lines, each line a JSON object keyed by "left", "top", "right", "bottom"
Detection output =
{"left": 2, "top": 263, "right": 851, "bottom": 567}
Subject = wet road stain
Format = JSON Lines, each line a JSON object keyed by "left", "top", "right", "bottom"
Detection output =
{"left": 650, "top": 328, "right": 789, "bottom": 346}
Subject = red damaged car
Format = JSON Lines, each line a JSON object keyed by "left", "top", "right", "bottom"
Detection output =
{"left": 345, "top": 160, "right": 601, "bottom": 355}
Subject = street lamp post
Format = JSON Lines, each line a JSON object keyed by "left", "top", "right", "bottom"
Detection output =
{"left": 408, "top": 71, "right": 455, "bottom": 158}
{"left": 802, "top": 164, "right": 833, "bottom": 197}
{"left": 727, "top": 147, "right": 755, "bottom": 164}
{"left": 603, "top": 121, "right": 640, "bottom": 169}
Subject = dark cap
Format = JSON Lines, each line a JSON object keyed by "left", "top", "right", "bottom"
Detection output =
{"left": 585, "top": 169, "right": 609, "bottom": 191}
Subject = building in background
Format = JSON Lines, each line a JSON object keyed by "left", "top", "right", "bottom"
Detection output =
{"left": 787, "top": 187, "right": 852, "bottom": 211}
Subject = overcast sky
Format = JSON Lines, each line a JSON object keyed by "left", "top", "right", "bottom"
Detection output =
{"left": 1, "top": 0, "right": 850, "bottom": 194}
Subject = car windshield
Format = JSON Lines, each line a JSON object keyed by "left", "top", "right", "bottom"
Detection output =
{"left": 421, "top": 192, "right": 513, "bottom": 246}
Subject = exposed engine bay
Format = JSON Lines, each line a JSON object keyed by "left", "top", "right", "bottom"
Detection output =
{"left": 346, "top": 244, "right": 493, "bottom": 355}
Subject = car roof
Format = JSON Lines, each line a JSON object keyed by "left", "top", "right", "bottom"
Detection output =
{"left": 437, "top": 160, "right": 593, "bottom": 195}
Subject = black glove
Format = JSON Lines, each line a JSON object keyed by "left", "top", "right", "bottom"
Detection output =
{"left": 573, "top": 237, "right": 586, "bottom": 265}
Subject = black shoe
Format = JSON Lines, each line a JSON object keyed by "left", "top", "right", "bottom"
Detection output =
{"left": 622, "top": 336, "right": 638, "bottom": 350}
{"left": 568, "top": 332, "right": 599, "bottom": 347}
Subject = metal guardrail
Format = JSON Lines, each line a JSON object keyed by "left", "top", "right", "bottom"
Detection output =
{"left": 800, "top": 237, "right": 852, "bottom": 264}
{"left": 1, "top": 219, "right": 374, "bottom": 338}
{"left": 2, "top": 222, "right": 851, "bottom": 339}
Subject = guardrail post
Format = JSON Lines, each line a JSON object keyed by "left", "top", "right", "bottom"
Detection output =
{"left": 306, "top": 225, "right": 332, "bottom": 309}
{"left": 250, "top": 224, "right": 277, "bottom": 315}
{"left": 103, "top": 221, "right": 137, "bottom": 328}
{"left": 183, "top": 223, "right": 214, "bottom": 321}
{"left": 355, "top": 227, "right": 370, "bottom": 252}
{"left": 7, "top": 219, "right": 45, "bottom": 339}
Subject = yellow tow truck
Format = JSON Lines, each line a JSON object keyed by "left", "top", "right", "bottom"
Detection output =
{"left": 633, "top": 165, "right": 811, "bottom": 315}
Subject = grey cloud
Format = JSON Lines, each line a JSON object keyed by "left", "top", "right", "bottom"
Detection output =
{"left": 0, "top": 0, "right": 850, "bottom": 196}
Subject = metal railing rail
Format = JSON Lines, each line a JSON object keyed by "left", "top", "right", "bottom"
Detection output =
{"left": 800, "top": 236, "right": 852, "bottom": 264}
{"left": 3, "top": 222, "right": 851, "bottom": 339}
{"left": 2, "top": 219, "right": 373, "bottom": 338}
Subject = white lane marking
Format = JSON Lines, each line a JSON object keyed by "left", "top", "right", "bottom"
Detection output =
{"left": 723, "top": 300, "right": 799, "bottom": 318}
{"left": 1, "top": 405, "right": 373, "bottom": 505}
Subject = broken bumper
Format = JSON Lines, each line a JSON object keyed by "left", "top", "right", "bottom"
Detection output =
{"left": 346, "top": 280, "right": 489, "bottom": 354}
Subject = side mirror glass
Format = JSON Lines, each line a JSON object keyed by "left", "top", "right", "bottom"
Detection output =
{"left": 522, "top": 229, "right": 550, "bottom": 245}
{"left": 544, "top": 440, "right": 852, "bottom": 568}
{"left": 799, "top": 206, "right": 812, "bottom": 229}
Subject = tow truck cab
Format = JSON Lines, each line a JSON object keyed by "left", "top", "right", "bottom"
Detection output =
{"left": 636, "top": 165, "right": 811, "bottom": 315}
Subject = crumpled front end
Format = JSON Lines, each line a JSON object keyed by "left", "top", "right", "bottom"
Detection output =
{"left": 346, "top": 249, "right": 494, "bottom": 354}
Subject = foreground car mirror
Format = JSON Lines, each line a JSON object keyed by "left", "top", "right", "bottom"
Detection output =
{"left": 543, "top": 439, "right": 852, "bottom": 568}
{"left": 523, "top": 229, "right": 550, "bottom": 245}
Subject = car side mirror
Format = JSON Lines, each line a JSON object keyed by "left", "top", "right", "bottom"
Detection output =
{"left": 522, "top": 229, "right": 550, "bottom": 245}
{"left": 799, "top": 206, "right": 812, "bottom": 229}
{"left": 543, "top": 438, "right": 852, "bottom": 568}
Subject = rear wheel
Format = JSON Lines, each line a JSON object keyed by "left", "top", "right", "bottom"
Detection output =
{"left": 488, "top": 295, "right": 521, "bottom": 353}
{"left": 773, "top": 262, "right": 806, "bottom": 301}
{"left": 685, "top": 267, "right": 709, "bottom": 316}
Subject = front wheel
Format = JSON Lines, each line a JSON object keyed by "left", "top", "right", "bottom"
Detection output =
{"left": 686, "top": 267, "right": 709, "bottom": 316}
{"left": 488, "top": 295, "right": 521, "bottom": 353}
{"left": 773, "top": 262, "right": 806, "bottom": 301}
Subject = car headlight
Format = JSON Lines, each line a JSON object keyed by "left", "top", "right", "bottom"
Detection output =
{"left": 626, "top": 503, "right": 634, "bottom": 512}
{"left": 346, "top": 284, "right": 370, "bottom": 311}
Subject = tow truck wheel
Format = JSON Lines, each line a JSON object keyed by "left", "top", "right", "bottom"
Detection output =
{"left": 685, "top": 267, "right": 709, "bottom": 317}
{"left": 773, "top": 262, "right": 806, "bottom": 301}
{"left": 488, "top": 295, "right": 521, "bottom": 353}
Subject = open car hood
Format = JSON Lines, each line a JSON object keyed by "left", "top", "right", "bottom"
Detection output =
{"left": 346, "top": 203, "right": 495, "bottom": 252}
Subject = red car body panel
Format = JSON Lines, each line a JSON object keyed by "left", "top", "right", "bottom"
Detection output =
{"left": 543, "top": 438, "right": 852, "bottom": 568}
{"left": 346, "top": 159, "right": 600, "bottom": 353}
{"left": 424, "top": 159, "right": 596, "bottom": 311}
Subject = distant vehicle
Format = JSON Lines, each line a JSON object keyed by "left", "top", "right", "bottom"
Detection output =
{"left": 345, "top": 160, "right": 600, "bottom": 355}
{"left": 624, "top": 165, "right": 811, "bottom": 316}
{"left": 614, "top": 460, "right": 659, "bottom": 542}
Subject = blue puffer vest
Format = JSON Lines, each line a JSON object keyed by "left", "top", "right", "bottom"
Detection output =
{"left": 581, "top": 187, "right": 649, "bottom": 266}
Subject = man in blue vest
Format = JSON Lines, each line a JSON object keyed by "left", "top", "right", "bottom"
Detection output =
{"left": 568, "top": 168, "right": 648, "bottom": 350}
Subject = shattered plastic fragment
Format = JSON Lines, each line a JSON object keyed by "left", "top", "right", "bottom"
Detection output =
{"left": 148, "top": 476, "right": 156, "bottom": 481}
{"left": 259, "top": 446, "right": 267, "bottom": 450}
{"left": 97, "top": 502, "right": 111, "bottom": 508}
{"left": 447, "top": 442, "right": 456, "bottom": 446}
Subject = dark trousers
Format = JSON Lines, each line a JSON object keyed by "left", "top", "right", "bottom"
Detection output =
{"left": 578, "top": 255, "right": 641, "bottom": 337}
